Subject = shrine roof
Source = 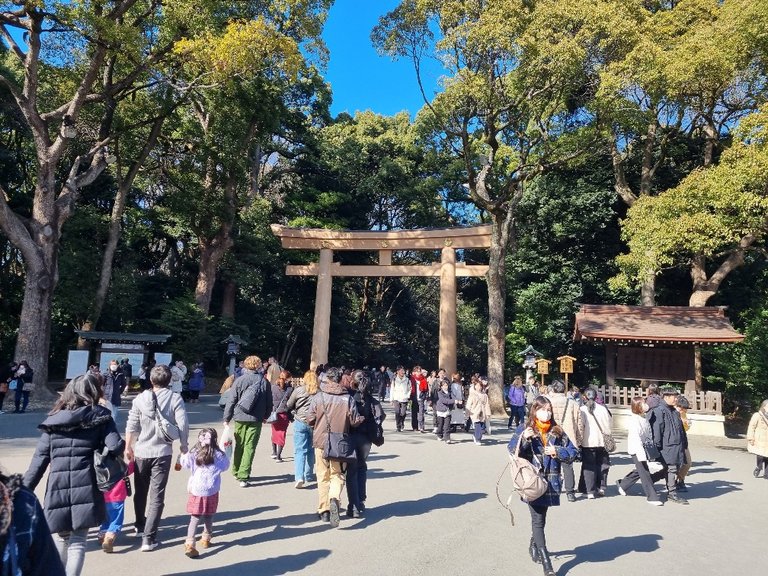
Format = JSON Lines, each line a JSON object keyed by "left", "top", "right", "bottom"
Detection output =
{"left": 75, "top": 331, "right": 171, "bottom": 345}
{"left": 573, "top": 305, "right": 744, "bottom": 346}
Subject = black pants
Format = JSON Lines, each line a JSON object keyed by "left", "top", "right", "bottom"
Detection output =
{"left": 133, "top": 455, "right": 172, "bottom": 543}
{"left": 378, "top": 381, "right": 387, "bottom": 400}
{"left": 14, "top": 387, "right": 30, "bottom": 412}
{"left": 0, "top": 391, "right": 5, "bottom": 411}
{"left": 436, "top": 414, "right": 452, "bottom": 441}
{"left": 188, "top": 390, "right": 200, "bottom": 401}
{"left": 756, "top": 455, "right": 768, "bottom": 475}
{"left": 528, "top": 503, "right": 549, "bottom": 549}
{"left": 345, "top": 436, "right": 371, "bottom": 509}
{"left": 619, "top": 454, "right": 663, "bottom": 501}
{"left": 581, "top": 447, "right": 609, "bottom": 494}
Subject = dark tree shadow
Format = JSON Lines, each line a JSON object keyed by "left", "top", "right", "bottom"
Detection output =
{"left": 344, "top": 492, "right": 486, "bottom": 530}
{"left": 162, "top": 549, "right": 332, "bottom": 575}
{"left": 682, "top": 479, "right": 742, "bottom": 499}
{"left": 366, "top": 468, "right": 420, "bottom": 479}
{"left": 367, "top": 453, "right": 399, "bottom": 462}
{"left": 554, "top": 534, "right": 663, "bottom": 574}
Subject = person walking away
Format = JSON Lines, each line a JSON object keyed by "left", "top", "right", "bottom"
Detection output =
{"left": 390, "top": 366, "right": 410, "bottom": 432}
{"left": 187, "top": 363, "right": 205, "bottom": 404}
{"left": 307, "top": 367, "right": 364, "bottom": 528}
{"left": 222, "top": 356, "right": 272, "bottom": 487}
{"left": 0, "top": 470, "right": 66, "bottom": 576}
{"left": 270, "top": 370, "right": 294, "bottom": 462}
{"left": 265, "top": 357, "right": 282, "bottom": 386}
{"left": 345, "top": 370, "right": 384, "bottom": 517}
{"left": 616, "top": 397, "right": 664, "bottom": 505}
{"left": 747, "top": 399, "right": 768, "bottom": 478}
{"left": 179, "top": 428, "right": 229, "bottom": 558}
{"left": 435, "top": 378, "right": 456, "bottom": 443}
{"left": 103, "top": 360, "right": 126, "bottom": 425}
{"left": 579, "top": 388, "right": 612, "bottom": 499}
{"left": 410, "top": 366, "right": 428, "bottom": 432}
{"left": 508, "top": 396, "right": 578, "bottom": 576}
{"left": 286, "top": 370, "right": 318, "bottom": 488}
{"left": 13, "top": 361, "right": 33, "bottom": 413}
{"left": 23, "top": 374, "right": 125, "bottom": 576}
{"left": 466, "top": 379, "right": 491, "bottom": 445}
{"left": 507, "top": 376, "right": 527, "bottom": 430}
{"left": 138, "top": 363, "right": 150, "bottom": 391}
{"left": 674, "top": 395, "right": 692, "bottom": 492}
{"left": 647, "top": 387, "right": 689, "bottom": 504}
{"left": 170, "top": 360, "right": 187, "bottom": 395}
{"left": 547, "top": 379, "right": 583, "bottom": 502}
{"left": 98, "top": 459, "right": 135, "bottom": 552}
{"left": 375, "top": 365, "right": 390, "bottom": 401}
{"left": 125, "top": 364, "right": 190, "bottom": 550}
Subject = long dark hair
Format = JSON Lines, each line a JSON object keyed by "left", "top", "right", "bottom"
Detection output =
{"left": 525, "top": 395, "right": 564, "bottom": 437}
{"left": 50, "top": 373, "right": 103, "bottom": 414}
{"left": 193, "top": 427, "right": 223, "bottom": 466}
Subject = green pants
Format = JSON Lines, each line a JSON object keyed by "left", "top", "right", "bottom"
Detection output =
{"left": 232, "top": 421, "right": 262, "bottom": 481}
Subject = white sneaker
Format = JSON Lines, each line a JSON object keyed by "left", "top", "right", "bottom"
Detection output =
{"left": 239, "top": 480, "right": 250, "bottom": 488}
{"left": 616, "top": 480, "right": 626, "bottom": 496}
{"left": 473, "top": 439, "right": 481, "bottom": 445}
{"left": 587, "top": 493, "right": 595, "bottom": 500}
{"left": 647, "top": 500, "right": 664, "bottom": 506}
{"left": 294, "top": 480, "right": 304, "bottom": 489}
{"left": 140, "top": 541, "right": 159, "bottom": 552}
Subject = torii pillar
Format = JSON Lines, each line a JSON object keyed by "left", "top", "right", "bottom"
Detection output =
{"left": 271, "top": 224, "right": 492, "bottom": 373}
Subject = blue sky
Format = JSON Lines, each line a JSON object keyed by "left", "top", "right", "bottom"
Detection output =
{"left": 322, "top": 0, "right": 441, "bottom": 118}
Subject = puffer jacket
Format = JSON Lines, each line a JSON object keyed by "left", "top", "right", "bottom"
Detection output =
{"left": 307, "top": 380, "right": 364, "bottom": 451}
{"left": 580, "top": 403, "right": 613, "bottom": 449}
{"left": 223, "top": 370, "right": 273, "bottom": 424}
{"left": 24, "top": 405, "right": 124, "bottom": 534}
{"left": 548, "top": 392, "right": 583, "bottom": 446}
{"left": 435, "top": 389, "right": 456, "bottom": 414}
{"left": 390, "top": 375, "right": 410, "bottom": 403}
{"left": 508, "top": 424, "right": 578, "bottom": 507}
{"left": 747, "top": 410, "right": 768, "bottom": 457}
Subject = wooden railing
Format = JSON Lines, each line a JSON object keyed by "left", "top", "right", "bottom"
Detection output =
{"left": 597, "top": 385, "right": 722, "bottom": 415}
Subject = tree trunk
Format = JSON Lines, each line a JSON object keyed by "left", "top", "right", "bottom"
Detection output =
{"left": 194, "top": 232, "right": 233, "bottom": 315}
{"left": 221, "top": 279, "right": 236, "bottom": 319}
{"left": 486, "top": 207, "right": 514, "bottom": 416}
{"left": 640, "top": 272, "right": 656, "bottom": 306}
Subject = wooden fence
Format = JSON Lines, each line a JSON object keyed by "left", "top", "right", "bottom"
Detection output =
{"left": 597, "top": 385, "right": 722, "bottom": 415}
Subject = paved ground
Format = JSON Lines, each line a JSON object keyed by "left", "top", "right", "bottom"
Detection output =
{"left": 1, "top": 396, "right": 766, "bottom": 576}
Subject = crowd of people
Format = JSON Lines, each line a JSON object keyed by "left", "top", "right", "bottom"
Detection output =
{"left": 3, "top": 357, "right": 768, "bottom": 576}
{"left": 0, "top": 360, "right": 34, "bottom": 414}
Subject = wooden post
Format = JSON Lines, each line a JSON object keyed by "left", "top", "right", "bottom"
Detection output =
{"left": 310, "top": 248, "right": 333, "bottom": 369}
{"left": 439, "top": 247, "right": 457, "bottom": 375}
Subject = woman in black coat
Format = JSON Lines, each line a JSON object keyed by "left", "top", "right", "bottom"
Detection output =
{"left": 24, "top": 373, "right": 124, "bottom": 576}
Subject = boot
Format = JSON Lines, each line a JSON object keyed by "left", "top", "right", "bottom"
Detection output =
{"left": 529, "top": 538, "right": 541, "bottom": 564}
{"left": 538, "top": 546, "right": 555, "bottom": 576}
{"left": 200, "top": 532, "right": 212, "bottom": 549}
{"left": 184, "top": 540, "right": 199, "bottom": 558}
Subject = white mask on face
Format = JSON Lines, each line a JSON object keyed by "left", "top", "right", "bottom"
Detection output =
{"left": 536, "top": 409, "right": 551, "bottom": 422}
{"left": 110, "top": 365, "right": 118, "bottom": 372}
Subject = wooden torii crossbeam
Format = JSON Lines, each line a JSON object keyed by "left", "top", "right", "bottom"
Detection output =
{"left": 271, "top": 224, "right": 492, "bottom": 372}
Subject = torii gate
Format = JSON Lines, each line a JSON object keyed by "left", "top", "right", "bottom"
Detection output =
{"left": 271, "top": 224, "right": 492, "bottom": 374}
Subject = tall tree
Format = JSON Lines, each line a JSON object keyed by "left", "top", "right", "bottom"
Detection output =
{"left": 373, "top": 0, "right": 615, "bottom": 412}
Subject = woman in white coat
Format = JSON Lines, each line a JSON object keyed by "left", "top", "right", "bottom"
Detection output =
{"left": 616, "top": 396, "right": 664, "bottom": 505}
{"left": 579, "top": 388, "right": 613, "bottom": 498}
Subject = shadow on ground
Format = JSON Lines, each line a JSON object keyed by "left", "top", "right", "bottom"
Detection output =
{"left": 554, "top": 533, "right": 663, "bottom": 574}
{"left": 163, "top": 549, "right": 332, "bottom": 575}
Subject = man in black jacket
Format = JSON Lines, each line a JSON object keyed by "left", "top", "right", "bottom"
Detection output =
{"left": 647, "top": 387, "right": 689, "bottom": 505}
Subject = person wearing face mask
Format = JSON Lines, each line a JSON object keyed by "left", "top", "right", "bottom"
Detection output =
{"left": 616, "top": 396, "right": 664, "bottom": 505}
{"left": 579, "top": 387, "right": 613, "bottom": 499}
{"left": 103, "top": 360, "right": 127, "bottom": 425}
{"left": 508, "top": 396, "right": 578, "bottom": 576}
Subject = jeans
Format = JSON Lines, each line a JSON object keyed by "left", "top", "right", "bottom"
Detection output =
{"left": 56, "top": 528, "right": 88, "bottom": 576}
{"left": 232, "top": 421, "right": 262, "bottom": 481}
{"left": 393, "top": 401, "right": 408, "bottom": 431}
{"left": 528, "top": 504, "right": 549, "bottom": 550}
{"left": 14, "top": 386, "right": 30, "bottom": 412}
{"left": 473, "top": 421, "right": 486, "bottom": 442}
{"left": 100, "top": 501, "right": 126, "bottom": 534}
{"left": 345, "top": 435, "right": 371, "bottom": 509}
{"left": 508, "top": 405, "right": 526, "bottom": 428}
{"left": 293, "top": 420, "right": 315, "bottom": 483}
{"left": 315, "top": 448, "right": 345, "bottom": 513}
{"left": 133, "top": 455, "right": 172, "bottom": 543}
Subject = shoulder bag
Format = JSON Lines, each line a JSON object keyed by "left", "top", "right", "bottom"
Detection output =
{"left": 320, "top": 393, "right": 356, "bottom": 463}
{"left": 152, "top": 391, "right": 180, "bottom": 442}
{"left": 589, "top": 410, "right": 616, "bottom": 453}
{"left": 94, "top": 446, "right": 128, "bottom": 492}
{"left": 508, "top": 434, "right": 548, "bottom": 502}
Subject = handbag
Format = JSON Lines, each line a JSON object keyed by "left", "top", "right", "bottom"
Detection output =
{"left": 320, "top": 393, "right": 357, "bottom": 462}
{"left": 94, "top": 447, "right": 128, "bottom": 492}
{"left": 589, "top": 411, "right": 616, "bottom": 453}
{"left": 508, "top": 435, "right": 549, "bottom": 502}
{"left": 266, "top": 410, "right": 278, "bottom": 423}
{"left": 8, "top": 379, "right": 17, "bottom": 391}
{"left": 152, "top": 391, "right": 180, "bottom": 442}
{"left": 643, "top": 440, "right": 661, "bottom": 461}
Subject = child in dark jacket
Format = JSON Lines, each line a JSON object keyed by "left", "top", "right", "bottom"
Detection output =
{"left": 435, "top": 379, "right": 456, "bottom": 443}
